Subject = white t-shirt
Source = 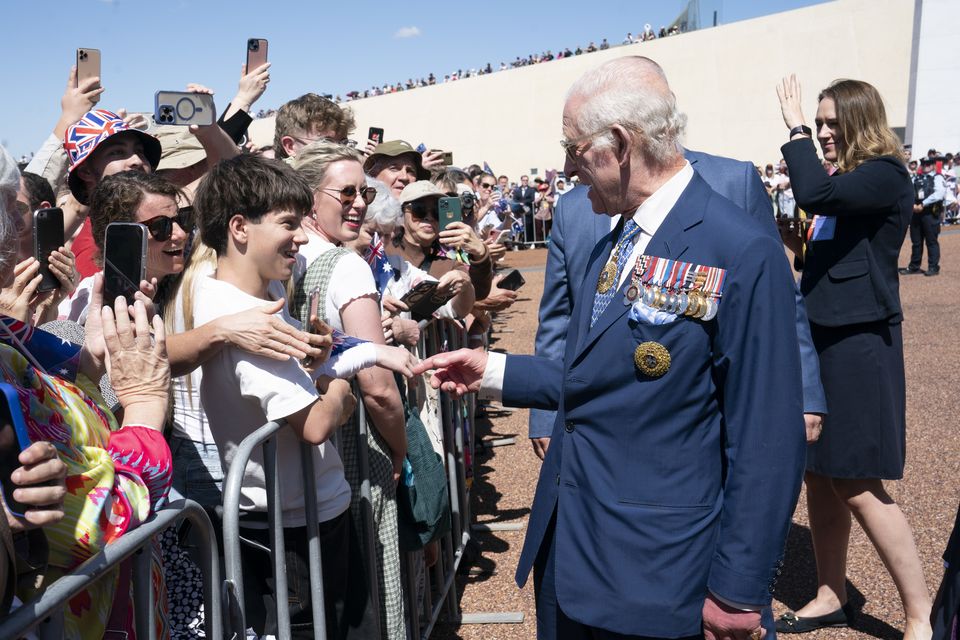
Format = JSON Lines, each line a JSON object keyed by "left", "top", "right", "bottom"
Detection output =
{"left": 194, "top": 275, "right": 351, "bottom": 527}
{"left": 295, "top": 234, "right": 378, "bottom": 332}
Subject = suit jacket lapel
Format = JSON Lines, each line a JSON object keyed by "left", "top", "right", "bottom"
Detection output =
{"left": 572, "top": 174, "right": 711, "bottom": 361}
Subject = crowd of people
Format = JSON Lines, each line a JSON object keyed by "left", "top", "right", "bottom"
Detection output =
{"left": 0, "top": 35, "right": 957, "bottom": 640}
{"left": 241, "top": 25, "right": 686, "bottom": 107}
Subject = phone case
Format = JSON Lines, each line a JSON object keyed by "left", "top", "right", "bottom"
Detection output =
{"left": 154, "top": 91, "right": 216, "bottom": 126}
{"left": 246, "top": 38, "right": 268, "bottom": 71}
{"left": 0, "top": 382, "right": 32, "bottom": 518}
{"left": 76, "top": 48, "right": 101, "bottom": 102}
{"left": 33, "top": 208, "right": 64, "bottom": 292}
{"left": 499, "top": 270, "right": 526, "bottom": 291}
{"left": 368, "top": 128, "right": 384, "bottom": 144}
{"left": 438, "top": 197, "right": 462, "bottom": 230}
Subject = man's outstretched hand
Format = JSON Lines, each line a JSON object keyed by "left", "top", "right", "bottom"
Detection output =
{"left": 411, "top": 348, "right": 488, "bottom": 396}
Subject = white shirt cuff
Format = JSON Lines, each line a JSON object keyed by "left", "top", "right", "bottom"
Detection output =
{"left": 479, "top": 351, "right": 507, "bottom": 402}
{"left": 710, "top": 591, "right": 762, "bottom": 612}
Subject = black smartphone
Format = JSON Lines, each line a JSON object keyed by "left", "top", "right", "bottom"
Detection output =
{"left": 438, "top": 197, "right": 462, "bottom": 231}
{"left": 246, "top": 38, "right": 269, "bottom": 71}
{"left": 33, "top": 207, "right": 65, "bottom": 292}
{"left": 0, "top": 382, "right": 33, "bottom": 518}
{"left": 103, "top": 222, "right": 147, "bottom": 304}
{"left": 498, "top": 269, "right": 526, "bottom": 291}
{"left": 368, "top": 127, "right": 384, "bottom": 144}
{"left": 400, "top": 280, "right": 456, "bottom": 321}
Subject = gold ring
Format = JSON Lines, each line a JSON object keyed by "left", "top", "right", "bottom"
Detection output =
{"left": 750, "top": 628, "right": 763, "bottom": 640}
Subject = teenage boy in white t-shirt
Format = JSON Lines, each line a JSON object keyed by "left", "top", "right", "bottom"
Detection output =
{"left": 192, "top": 155, "right": 376, "bottom": 639}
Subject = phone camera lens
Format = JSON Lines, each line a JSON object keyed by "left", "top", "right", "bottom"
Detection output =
{"left": 249, "top": 40, "right": 259, "bottom": 52}
{"left": 79, "top": 50, "right": 87, "bottom": 60}
{"left": 159, "top": 105, "right": 174, "bottom": 124}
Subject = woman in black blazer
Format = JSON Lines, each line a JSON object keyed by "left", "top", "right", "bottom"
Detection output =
{"left": 774, "top": 76, "right": 932, "bottom": 639}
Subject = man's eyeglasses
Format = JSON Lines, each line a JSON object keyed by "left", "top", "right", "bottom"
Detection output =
{"left": 404, "top": 200, "right": 439, "bottom": 220}
{"left": 561, "top": 127, "right": 611, "bottom": 162}
{"left": 290, "top": 134, "right": 358, "bottom": 148}
{"left": 141, "top": 207, "right": 195, "bottom": 241}
{"left": 322, "top": 185, "right": 377, "bottom": 205}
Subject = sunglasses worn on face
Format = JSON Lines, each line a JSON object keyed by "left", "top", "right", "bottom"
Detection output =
{"left": 141, "top": 207, "right": 195, "bottom": 241}
{"left": 322, "top": 185, "right": 377, "bottom": 205}
{"left": 479, "top": 182, "right": 495, "bottom": 189}
{"left": 405, "top": 201, "right": 438, "bottom": 220}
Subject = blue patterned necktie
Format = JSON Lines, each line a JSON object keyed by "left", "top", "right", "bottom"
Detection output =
{"left": 590, "top": 218, "right": 641, "bottom": 327}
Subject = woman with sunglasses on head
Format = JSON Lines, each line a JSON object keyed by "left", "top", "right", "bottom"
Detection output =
{"left": 291, "top": 141, "right": 411, "bottom": 640}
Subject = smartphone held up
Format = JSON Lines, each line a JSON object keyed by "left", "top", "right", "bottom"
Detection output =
{"left": 33, "top": 207, "right": 65, "bottom": 292}
{"left": 103, "top": 222, "right": 147, "bottom": 304}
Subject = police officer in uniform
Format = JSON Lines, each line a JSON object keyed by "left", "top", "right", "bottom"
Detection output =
{"left": 900, "top": 157, "right": 945, "bottom": 276}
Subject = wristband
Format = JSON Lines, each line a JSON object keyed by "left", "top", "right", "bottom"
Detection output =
{"left": 789, "top": 125, "right": 812, "bottom": 139}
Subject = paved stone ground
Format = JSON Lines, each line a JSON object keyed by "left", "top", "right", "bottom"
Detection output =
{"left": 434, "top": 231, "right": 960, "bottom": 640}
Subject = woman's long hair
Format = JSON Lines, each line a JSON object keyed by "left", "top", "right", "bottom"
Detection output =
{"left": 819, "top": 79, "right": 903, "bottom": 173}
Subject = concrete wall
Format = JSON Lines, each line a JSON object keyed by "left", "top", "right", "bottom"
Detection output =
{"left": 906, "top": 0, "right": 960, "bottom": 155}
{"left": 249, "top": 0, "right": 913, "bottom": 177}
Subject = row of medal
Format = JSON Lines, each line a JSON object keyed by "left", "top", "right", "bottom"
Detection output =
{"left": 624, "top": 255, "right": 727, "bottom": 321}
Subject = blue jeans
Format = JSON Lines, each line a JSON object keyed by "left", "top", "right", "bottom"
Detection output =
{"left": 169, "top": 435, "right": 224, "bottom": 508}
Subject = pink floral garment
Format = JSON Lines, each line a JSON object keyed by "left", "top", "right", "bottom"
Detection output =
{"left": 0, "top": 342, "right": 172, "bottom": 639}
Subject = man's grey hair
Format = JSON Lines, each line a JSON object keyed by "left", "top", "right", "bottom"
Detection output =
{"left": 364, "top": 175, "right": 402, "bottom": 232}
{"left": 0, "top": 145, "right": 21, "bottom": 279}
{"left": 566, "top": 56, "right": 687, "bottom": 170}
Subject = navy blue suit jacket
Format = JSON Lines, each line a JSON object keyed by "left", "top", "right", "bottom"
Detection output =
{"left": 529, "top": 149, "right": 826, "bottom": 438}
{"left": 507, "top": 173, "right": 806, "bottom": 636}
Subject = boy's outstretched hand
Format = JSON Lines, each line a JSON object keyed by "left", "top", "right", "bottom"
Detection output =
{"left": 411, "top": 348, "right": 488, "bottom": 396}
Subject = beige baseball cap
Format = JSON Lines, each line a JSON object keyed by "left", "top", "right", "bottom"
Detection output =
{"left": 398, "top": 180, "right": 445, "bottom": 206}
{"left": 154, "top": 126, "right": 207, "bottom": 171}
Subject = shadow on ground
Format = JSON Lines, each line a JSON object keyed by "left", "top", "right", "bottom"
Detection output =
{"left": 778, "top": 524, "right": 904, "bottom": 640}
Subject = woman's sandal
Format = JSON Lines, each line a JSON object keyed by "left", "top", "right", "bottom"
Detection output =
{"left": 776, "top": 602, "right": 855, "bottom": 634}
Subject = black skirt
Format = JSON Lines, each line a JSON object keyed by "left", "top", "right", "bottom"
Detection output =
{"left": 807, "top": 320, "right": 906, "bottom": 479}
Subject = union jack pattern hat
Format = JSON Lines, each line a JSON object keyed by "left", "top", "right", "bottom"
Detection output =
{"left": 64, "top": 109, "right": 161, "bottom": 203}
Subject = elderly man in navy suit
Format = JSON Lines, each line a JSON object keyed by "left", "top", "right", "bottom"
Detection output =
{"left": 414, "top": 56, "right": 806, "bottom": 639}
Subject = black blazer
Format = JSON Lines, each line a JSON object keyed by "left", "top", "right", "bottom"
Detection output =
{"left": 513, "top": 185, "right": 536, "bottom": 209}
{"left": 782, "top": 138, "right": 912, "bottom": 327}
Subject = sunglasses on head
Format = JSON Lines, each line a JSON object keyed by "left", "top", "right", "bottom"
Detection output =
{"left": 141, "top": 206, "right": 195, "bottom": 241}
{"left": 322, "top": 185, "right": 377, "bottom": 205}
{"left": 405, "top": 200, "right": 439, "bottom": 220}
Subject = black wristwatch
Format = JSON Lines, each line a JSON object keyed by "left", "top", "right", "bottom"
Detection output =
{"left": 789, "top": 125, "right": 813, "bottom": 139}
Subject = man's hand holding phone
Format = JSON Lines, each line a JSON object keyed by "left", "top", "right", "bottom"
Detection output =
{"left": 55, "top": 65, "right": 105, "bottom": 139}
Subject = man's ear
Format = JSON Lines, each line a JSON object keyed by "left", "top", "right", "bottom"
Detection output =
{"left": 280, "top": 135, "right": 298, "bottom": 157}
{"left": 39, "top": 200, "right": 52, "bottom": 210}
{"left": 610, "top": 125, "right": 632, "bottom": 167}
{"left": 227, "top": 214, "right": 249, "bottom": 246}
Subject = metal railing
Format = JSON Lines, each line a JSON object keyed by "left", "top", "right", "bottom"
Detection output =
{"left": 0, "top": 499, "right": 222, "bottom": 640}
{"left": 0, "top": 318, "right": 486, "bottom": 639}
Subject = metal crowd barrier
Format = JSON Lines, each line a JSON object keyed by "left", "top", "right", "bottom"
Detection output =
{"left": 403, "top": 319, "right": 476, "bottom": 639}
{"left": 0, "top": 499, "right": 222, "bottom": 640}
{"left": 220, "top": 419, "right": 329, "bottom": 640}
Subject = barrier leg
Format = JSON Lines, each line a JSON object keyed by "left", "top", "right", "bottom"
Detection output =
{"left": 300, "top": 442, "right": 328, "bottom": 640}
{"left": 133, "top": 545, "right": 156, "bottom": 640}
{"left": 263, "top": 437, "right": 292, "bottom": 640}
{"left": 353, "top": 388, "right": 385, "bottom": 638}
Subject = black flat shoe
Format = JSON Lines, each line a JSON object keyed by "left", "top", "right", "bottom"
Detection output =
{"left": 924, "top": 269, "right": 940, "bottom": 276}
{"left": 899, "top": 267, "right": 923, "bottom": 275}
{"left": 776, "top": 602, "right": 855, "bottom": 634}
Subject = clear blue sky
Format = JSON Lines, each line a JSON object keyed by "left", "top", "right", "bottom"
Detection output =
{"left": 3, "top": 0, "right": 828, "bottom": 159}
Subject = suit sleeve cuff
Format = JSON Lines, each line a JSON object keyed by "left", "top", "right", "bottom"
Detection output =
{"left": 479, "top": 351, "right": 507, "bottom": 401}
{"left": 710, "top": 591, "right": 763, "bottom": 612}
